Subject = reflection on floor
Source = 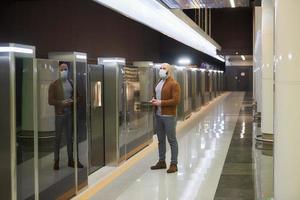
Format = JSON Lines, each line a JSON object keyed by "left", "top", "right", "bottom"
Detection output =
{"left": 75, "top": 92, "right": 274, "bottom": 200}
{"left": 17, "top": 140, "right": 88, "bottom": 200}
{"left": 214, "top": 93, "right": 255, "bottom": 199}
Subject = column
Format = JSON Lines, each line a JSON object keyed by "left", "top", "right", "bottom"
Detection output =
{"left": 205, "top": 8, "right": 208, "bottom": 33}
{"left": 274, "top": 0, "right": 300, "bottom": 198}
{"left": 254, "top": 7, "right": 262, "bottom": 115}
{"left": 261, "top": 0, "right": 274, "bottom": 137}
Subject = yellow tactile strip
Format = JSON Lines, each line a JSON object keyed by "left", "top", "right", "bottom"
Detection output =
{"left": 74, "top": 92, "right": 231, "bottom": 200}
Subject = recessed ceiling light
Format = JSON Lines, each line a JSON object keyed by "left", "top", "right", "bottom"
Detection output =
{"left": 178, "top": 57, "right": 191, "bottom": 65}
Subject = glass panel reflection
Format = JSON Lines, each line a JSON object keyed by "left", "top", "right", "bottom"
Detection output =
{"left": 37, "top": 60, "right": 75, "bottom": 200}
{"left": 119, "top": 64, "right": 127, "bottom": 159}
{"left": 138, "top": 66, "right": 154, "bottom": 141}
{"left": 75, "top": 61, "right": 88, "bottom": 189}
{"left": 196, "top": 70, "right": 202, "bottom": 107}
{"left": 88, "top": 65, "right": 104, "bottom": 174}
{"left": 187, "top": 69, "right": 192, "bottom": 113}
{"left": 200, "top": 71, "right": 205, "bottom": 105}
{"left": 205, "top": 71, "right": 210, "bottom": 93}
{"left": 173, "top": 68, "right": 186, "bottom": 120}
{"left": 191, "top": 69, "right": 202, "bottom": 110}
{"left": 16, "top": 57, "right": 35, "bottom": 200}
{"left": 123, "top": 65, "right": 153, "bottom": 159}
{"left": 183, "top": 69, "right": 189, "bottom": 116}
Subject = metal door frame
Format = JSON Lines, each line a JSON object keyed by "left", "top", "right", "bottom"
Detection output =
{"left": 48, "top": 52, "right": 88, "bottom": 194}
{"left": 0, "top": 43, "right": 36, "bottom": 200}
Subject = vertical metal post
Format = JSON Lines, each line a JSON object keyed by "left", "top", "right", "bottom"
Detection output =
{"left": 33, "top": 59, "right": 39, "bottom": 200}
{"left": 123, "top": 64, "right": 128, "bottom": 162}
{"left": 209, "top": 9, "right": 212, "bottom": 36}
{"left": 200, "top": 9, "right": 203, "bottom": 29}
{"left": 10, "top": 52, "right": 17, "bottom": 200}
{"left": 198, "top": 9, "right": 201, "bottom": 27}
{"left": 202, "top": 8, "right": 205, "bottom": 30}
{"left": 205, "top": 8, "right": 208, "bottom": 33}
{"left": 194, "top": 9, "right": 197, "bottom": 25}
{"left": 73, "top": 59, "right": 78, "bottom": 193}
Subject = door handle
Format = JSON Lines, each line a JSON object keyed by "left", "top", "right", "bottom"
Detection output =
{"left": 92, "top": 81, "right": 102, "bottom": 107}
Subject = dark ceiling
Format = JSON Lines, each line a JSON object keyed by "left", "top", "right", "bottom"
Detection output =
{"left": 183, "top": 7, "right": 253, "bottom": 55}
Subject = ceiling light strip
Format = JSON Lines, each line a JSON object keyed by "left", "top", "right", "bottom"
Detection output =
{"left": 93, "top": 0, "right": 224, "bottom": 62}
{"left": 0, "top": 47, "right": 34, "bottom": 54}
{"left": 101, "top": 59, "right": 125, "bottom": 64}
{"left": 230, "top": 0, "right": 236, "bottom": 8}
{"left": 76, "top": 54, "right": 87, "bottom": 60}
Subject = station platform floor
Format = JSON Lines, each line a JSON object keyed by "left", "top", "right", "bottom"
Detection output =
{"left": 74, "top": 92, "right": 273, "bottom": 200}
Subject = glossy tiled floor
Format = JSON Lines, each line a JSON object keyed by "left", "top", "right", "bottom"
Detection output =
{"left": 77, "top": 92, "right": 274, "bottom": 200}
{"left": 83, "top": 92, "right": 243, "bottom": 200}
{"left": 214, "top": 93, "right": 255, "bottom": 200}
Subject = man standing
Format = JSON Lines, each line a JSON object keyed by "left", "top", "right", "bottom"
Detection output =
{"left": 48, "top": 62, "right": 83, "bottom": 170}
{"left": 151, "top": 63, "right": 181, "bottom": 173}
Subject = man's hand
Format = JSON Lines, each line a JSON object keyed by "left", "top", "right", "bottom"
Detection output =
{"left": 62, "top": 99, "right": 73, "bottom": 107}
{"left": 150, "top": 98, "right": 161, "bottom": 106}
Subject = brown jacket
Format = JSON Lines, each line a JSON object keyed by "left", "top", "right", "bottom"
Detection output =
{"left": 154, "top": 76, "right": 181, "bottom": 116}
{"left": 48, "top": 79, "right": 73, "bottom": 115}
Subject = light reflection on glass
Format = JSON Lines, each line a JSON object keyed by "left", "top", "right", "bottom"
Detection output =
{"left": 198, "top": 123, "right": 202, "bottom": 132}
{"left": 201, "top": 137, "right": 206, "bottom": 149}
{"left": 240, "top": 121, "right": 246, "bottom": 138}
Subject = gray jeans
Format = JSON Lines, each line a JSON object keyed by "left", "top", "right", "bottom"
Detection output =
{"left": 54, "top": 111, "right": 73, "bottom": 161}
{"left": 155, "top": 114, "right": 178, "bottom": 164}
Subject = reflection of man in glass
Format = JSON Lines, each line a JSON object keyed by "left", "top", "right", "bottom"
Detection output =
{"left": 48, "top": 63, "right": 83, "bottom": 170}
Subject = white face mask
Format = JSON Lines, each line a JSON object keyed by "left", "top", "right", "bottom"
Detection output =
{"left": 60, "top": 70, "right": 68, "bottom": 80}
{"left": 159, "top": 69, "right": 168, "bottom": 79}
